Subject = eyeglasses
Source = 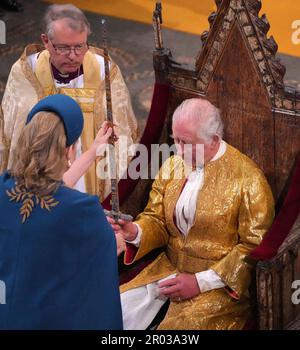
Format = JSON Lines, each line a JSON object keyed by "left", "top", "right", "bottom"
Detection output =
{"left": 49, "top": 39, "right": 88, "bottom": 56}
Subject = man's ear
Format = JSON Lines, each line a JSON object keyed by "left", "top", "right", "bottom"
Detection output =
{"left": 211, "top": 135, "right": 220, "bottom": 149}
{"left": 41, "top": 34, "right": 49, "bottom": 48}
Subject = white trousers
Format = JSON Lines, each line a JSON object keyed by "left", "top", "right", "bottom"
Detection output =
{"left": 121, "top": 274, "right": 176, "bottom": 330}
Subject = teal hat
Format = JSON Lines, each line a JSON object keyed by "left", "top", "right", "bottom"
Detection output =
{"left": 26, "top": 94, "right": 84, "bottom": 146}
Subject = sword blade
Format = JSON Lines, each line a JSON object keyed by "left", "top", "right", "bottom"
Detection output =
{"left": 101, "top": 19, "right": 120, "bottom": 218}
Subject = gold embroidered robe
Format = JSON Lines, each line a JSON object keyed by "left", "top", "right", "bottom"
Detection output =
{"left": 0, "top": 44, "right": 138, "bottom": 198}
{"left": 121, "top": 144, "right": 275, "bottom": 330}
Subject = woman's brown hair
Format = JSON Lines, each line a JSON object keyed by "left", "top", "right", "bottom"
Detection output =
{"left": 10, "top": 111, "right": 68, "bottom": 196}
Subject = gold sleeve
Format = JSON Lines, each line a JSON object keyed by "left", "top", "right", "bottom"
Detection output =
{"left": 110, "top": 64, "right": 139, "bottom": 143}
{"left": 1, "top": 54, "right": 40, "bottom": 173}
{"left": 211, "top": 167, "right": 275, "bottom": 297}
{"left": 0, "top": 105, "right": 9, "bottom": 173}
{"left": 124, "top": 158, "right": 175, "bottom": 264}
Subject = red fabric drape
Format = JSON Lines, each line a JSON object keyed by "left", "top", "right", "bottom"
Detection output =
{"left": 102, "top": 82, "right": 170, "bottom": 209}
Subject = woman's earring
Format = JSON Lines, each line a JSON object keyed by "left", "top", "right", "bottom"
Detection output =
{"left": 68, "top": 159, "right": 72, "bottom": 168}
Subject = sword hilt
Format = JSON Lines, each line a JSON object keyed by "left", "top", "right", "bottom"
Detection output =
{"left": 104, "top": 209, "right": 133, "bottom": 222}
{"left": 106, "top": 121, "right": 118, "bottom": 143}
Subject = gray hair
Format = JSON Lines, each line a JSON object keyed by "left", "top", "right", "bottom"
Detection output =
{"left": 172, "top": 98, "right": 224, "bottom": 143}
{"left": 44, "top": 4, "right": 91, "bottom": 39}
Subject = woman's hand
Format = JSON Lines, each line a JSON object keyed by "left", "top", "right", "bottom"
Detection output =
{"left": 63, "top": 122, "right": 114, "bottom": 188}
{"left": 89, "top": 121, "right": 114, "bottom": 159}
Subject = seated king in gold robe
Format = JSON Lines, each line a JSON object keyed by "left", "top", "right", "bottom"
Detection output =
{"left": 0, "top": 4, "right": 138, "bottom": 200}
{"left": 108, "top": 98, "right": 275, "bottom": 330}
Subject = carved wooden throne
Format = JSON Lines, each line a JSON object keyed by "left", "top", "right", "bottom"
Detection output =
{"left": 116, "top": 0, "right": 300, "bottom": 329}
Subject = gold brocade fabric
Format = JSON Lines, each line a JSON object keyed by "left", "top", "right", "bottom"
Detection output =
{"left": 121, "top": 145, "right": 275, "bottom": 330}
{"left": 0, "top": 44, "right": 138, "bottom": 198}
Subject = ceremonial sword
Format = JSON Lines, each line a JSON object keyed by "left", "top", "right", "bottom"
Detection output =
{"left": 101, "top": 19, "right": 133, "bottom": 222}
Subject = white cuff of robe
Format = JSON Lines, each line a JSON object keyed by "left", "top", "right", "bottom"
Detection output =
{"left": 125, "top": 223, "right": 142, "bottom": 247}
{"left": 195, "top": 269, "right": 226, "bottom": 293}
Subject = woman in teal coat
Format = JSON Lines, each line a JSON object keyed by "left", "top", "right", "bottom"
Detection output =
{"left": 0, "top": 94, "right": 123, "bottom": 329}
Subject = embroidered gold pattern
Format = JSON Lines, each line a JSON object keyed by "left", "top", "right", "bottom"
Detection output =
{"left": 6, "top": 186, "right": 59, "bottom": 223}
